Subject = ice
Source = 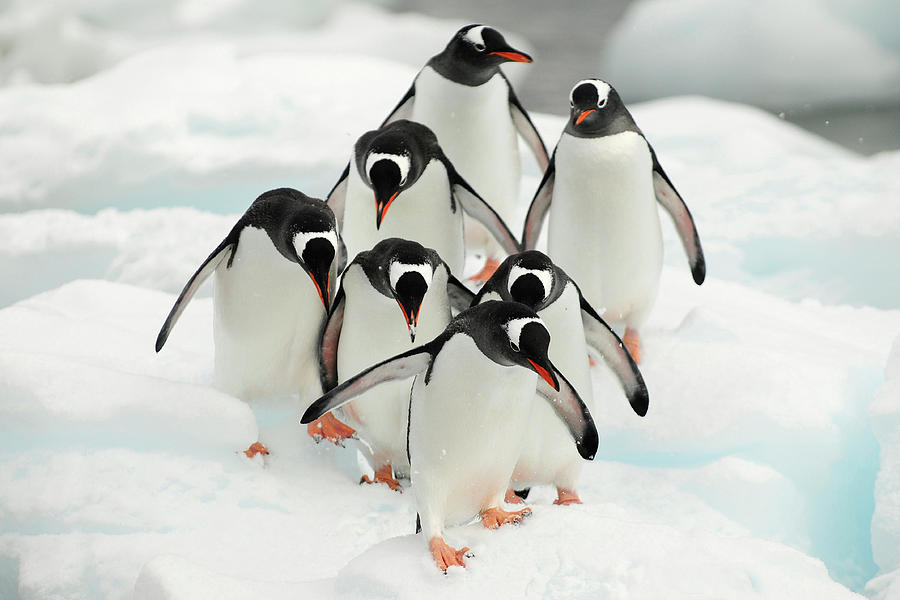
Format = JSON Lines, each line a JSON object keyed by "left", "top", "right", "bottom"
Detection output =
{"left": 871, "top": 338, "right": 900, "bottom": 575}
{"left": 601, "top": 0, "right": 900, "bottom": 109}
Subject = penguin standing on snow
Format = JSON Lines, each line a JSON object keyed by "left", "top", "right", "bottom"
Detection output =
{"left": 318, "top": 238, "right": 474, "bottom": 490}
{"left": 155, "top": 188, "right": 354, "bottom": 444}
{"left": 473, "top": 250, "right": 647, "bottom": 505}
{"left": 303, "top": 301, "right": 598, "bottom": 572}
{"left": 522, "top": 79, "right": 705, "bottom": 362}
{"left": 327, "top": 120, "right": 520, "bottom": 276}
{"left": 380, "top": 24, "right": 549, "bottom": 278}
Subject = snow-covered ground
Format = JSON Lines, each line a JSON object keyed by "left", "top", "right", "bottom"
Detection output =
{"left": 1, "top": 2, "right": 899, "bottom": 599}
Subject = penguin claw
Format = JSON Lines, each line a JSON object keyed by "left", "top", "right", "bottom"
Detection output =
{"left": 242, "top": 442, "right": 269, "bottom": 458}
{"left": 468, "top": 258, "right": 501, "bottom": 282}
{"left": 306, "top": 413, "right": 357, "bottom": 445}
{"left": 360, "top": 465, "right": 402, "bottom": 492}
{"left": 623, "top": 327, "right": 641, "bottom": 364}
{"left": 481, "top": 506, "right": 532, "bottom": 529}
{"left": 429, "top": 537, "right": 469, "bottom": 572}
{"left": 554, "top": 488, "right": 583, "bottom": 506}
{"left": 504, "top": 489, "right": 525, "bottom": 505}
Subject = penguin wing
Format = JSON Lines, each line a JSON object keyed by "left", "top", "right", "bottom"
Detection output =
{"left": 318, "top": 286, "right": 346, "bottom": 392}
{"left": 155, "top": 237, "right": 235, "bottom": 352}
{"left": 576, "top": 285, "right": 649, "bottom": 417}
{"left": 450, "top": 174, "right": 521, "bottom": 254}
{"left": 326, "top": 163, "right": 350, "bottom": 228}
{"left": 382, "top": 83, "right": 416, "bottom": 126}
{"left": 649, "top": 147, "right": 706, "bottom": 285}
{"left": 446, "top": 270, "right": 476, "bottom": 312}
{"left": 301, "top": 346, "right": 432, "bottom": 424}
{"left": 536, "top": 366, "right": 599, "bottom": 460}
{"left": 521, "top": 153, "right": 556, "bottom": 250}
{"left": 502, "top": 73, "right": 549, "bottom": 170}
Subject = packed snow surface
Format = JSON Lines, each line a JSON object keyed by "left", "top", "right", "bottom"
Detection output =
{"left": 1, "top": 2, "right": 898, "bottom": 599}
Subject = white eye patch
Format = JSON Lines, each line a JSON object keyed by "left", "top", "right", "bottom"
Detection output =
{"left": 570, "top": 78, "right": 611, "bottom": 106}
{"left": 365, "top": 152, "right": 410, "bottom": 186}
{"left": 293, "top": 229, "right": 337, "bottom": 260}
{"left": 389, "top": 261, "right": 433, "bottom": 292}
{"left": 504, "top": 317, "right": 544, "bottom": 350}
{"left": 463, "top": 25, "right": 488, "bottom": 48}
{"left": 508, "top": 265, "right": 553, "bottom": 301}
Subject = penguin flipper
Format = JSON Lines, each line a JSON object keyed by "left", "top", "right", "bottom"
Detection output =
{"left": 382, "top": 83, "right": 416, "bottom": 126}
{"left": 301, "top": 347, "right": 432, "bottom": 424}
{"left": 451, "top": 177, "right": 521, "bottom": 254}
{"left": 326, "top": 163, "right": 350, "bottom": 228}
{"left": 446, "top": 269, "right": 476, "bottom": 312}
{"left": 576, "top": 285, "right": 649, "bottom": 417}
{"left": 649, "top": 149, "right": 706, "bottom": 285}
{"left": 318, "top": 286, "right": 346, "bottom": 392}
{"left": 505, "top": 79, "right": 550, "bottom": 171}
{"left": 155, "top": 238, "right": 235, "bottom": 352}
{"left": 521, "top": 154, "right": 555, "bottom": 250}
{"left": 536, "top": 366, "right": 599, "bottom": 461}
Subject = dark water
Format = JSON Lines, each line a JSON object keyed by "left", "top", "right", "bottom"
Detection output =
{"left": 390, "top": 0, "right": 900, "bottom": 156}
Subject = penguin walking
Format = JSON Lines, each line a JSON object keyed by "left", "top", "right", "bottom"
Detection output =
{"left": 380, "top": 24, "right": 549, "bottom": 278}
{"left": 318, "top": 238, "right": 474, "bottom": 490}
{"left": 327, "top": 120, "right": 520, "bottom": 276}
{"left": 473, "top": 250, "right": 647, "bottom": 505}
{"left": 522, "top": 79, "right": 705, "bottom": 362}
{"left": 302, "top": 301, "right": 598, "bottom": 572}
{"left": 156, "top": 188, "right": 354, "bottom": 444}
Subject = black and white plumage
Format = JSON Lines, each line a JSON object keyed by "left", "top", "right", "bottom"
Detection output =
{"left": 156, "top": 188, "right": 339, "bottom": 400}
{"left": 302, "top": 300, "right": 597, "bottom": 570}
{"left": 318, "top": 238, "right": 474, "bottom": 483}
{"left": 381, "top": 24, "right": 549, "bottom": 248}
{"left": 474, "top": 250, "right": 647, "bottom": 501}
{"left": 522, "top": 78, "right": 705, "bottom": 359}
{"left": 327, "top": 119, "right": 520, "bottom": 275}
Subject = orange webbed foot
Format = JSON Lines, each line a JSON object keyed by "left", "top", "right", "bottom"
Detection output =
{"left": 554, "top": 488, "right": 582, "bottom": 506}
{"left": 306, "top": 412, "right": 356, "bottom": 446}
{"left": 623, "top": 327, "right": 641, "bottom": 364}
{"left": 243, "top": 442, "right": 269, "bottom": 458}
{"left": 429, "top": 537, "right": 470, "bottom": 572}
{"left": 504, "top": 489, "right": 525, "bottom": 505}
{"left": 468, "top": 258, "right": 501, "bottom": 283}
{"left": 481, "top": 505, "right": 532, "bottom": 529}
{"left": 360, "top": 464, "right": 402, "bottom": 492}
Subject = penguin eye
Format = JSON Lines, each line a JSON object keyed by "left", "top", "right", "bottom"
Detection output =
{"left": 474, "top": 43, "right": 485, "bottom": 52}
{"left": 509, "top": 340, "right": 520, "bottom": 353}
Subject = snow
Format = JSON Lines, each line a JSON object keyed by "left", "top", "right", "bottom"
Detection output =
{"left": 601, "top": 0, "right": 900, "bottom": 109}
{"left": 1, "top": 1, "right": 898, "bottom": 599}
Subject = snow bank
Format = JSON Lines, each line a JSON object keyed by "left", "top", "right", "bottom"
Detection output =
{"left": 601, "top": 0, "right": 900, "bottom": 109}
{"left": 871, "top": 338, "right": 900, "bottom": 575}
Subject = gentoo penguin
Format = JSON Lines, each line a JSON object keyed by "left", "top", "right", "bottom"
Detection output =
{"left": 318, "top": 238, "right": 474, "bottom": 490}
{"left": 302, "top": 301, "right": 598, "bottom": 571}
{"left": 522, "top": 79, "right": 705, "bottom": 362}
{"left": 379, "top": 24, "right": 549, "bottom": 277}
{"left": 156, "top": 188, "right": 354, "bottom": 444}
{"left": 326, "top": 120, "right": 520, "bottom": 276}
{"left": 473, "top": 250, "right": 647, "bottom": 505}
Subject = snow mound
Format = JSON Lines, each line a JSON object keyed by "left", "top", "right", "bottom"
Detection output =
{"left": 601, "top": 0, "right": 900, "bottom": 109}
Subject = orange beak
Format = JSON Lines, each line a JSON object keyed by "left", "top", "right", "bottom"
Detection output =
{"left": 375, "top": 191, "right": 399, "bottom": 229}
{"left": 490, "top": 51, "right": 532, "bottom": 63}
{"left": 576, "top": 109, "right": 595, "bottom": 125}
{"left": 527, "top": 358, "right": 558, "bottom": 391}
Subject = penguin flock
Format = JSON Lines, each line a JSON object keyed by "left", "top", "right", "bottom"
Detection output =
{"left": 156, "top": 24, "right": 705, "bottom": 573}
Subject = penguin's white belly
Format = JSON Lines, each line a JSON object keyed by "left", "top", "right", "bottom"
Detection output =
{"left": 343, "top": 161, "right": 464, "bottom": 272}
{"left": 513, "top": 285, "right": 594, "bottom": 490}
{"left": 548, "top": 132, "right": 663, "bottom": 327}
{"left": 338, "top": 268, "right": 452, "bottom": 472}
{"left": 213, "top": 227, "right": 322, "bottom": 401}
{"left": 409, "top": 334, "right": 535, "bottom": 532}
{"left": 412, "top": 68, "right": 520, "bottom": 226}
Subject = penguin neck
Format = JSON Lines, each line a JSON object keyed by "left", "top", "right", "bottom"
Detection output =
{"left": 427, "top": 52, "right": 499, "bottom": 87}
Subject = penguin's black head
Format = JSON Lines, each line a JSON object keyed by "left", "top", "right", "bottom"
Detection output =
{"left": 365, "top": 151, "right": 410, "bottom": 229}
{"left": 502, "top": 311, "right": 558, "bottom": 391}
{"left": 387, "top": 250, "right": 436, "bottom": 343}
{"left": 432, "top": 25, "right": 532, "bottom": 84}
{"left": 567, "top": 78, "right": 626, "bottom": 135}
{"left": 507, "top": 251, "right": 555, "bottom": 310}
{"left": 293, "top": 226, "right": 337, "bottom": 312}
